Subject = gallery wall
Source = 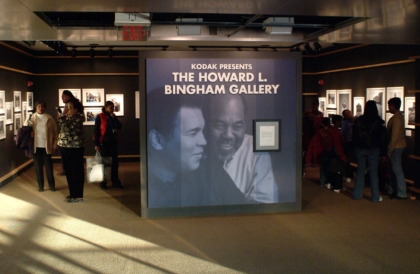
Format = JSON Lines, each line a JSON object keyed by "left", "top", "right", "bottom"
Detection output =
{"left": 302, "top": 44, "right": 420, "bottom": 181}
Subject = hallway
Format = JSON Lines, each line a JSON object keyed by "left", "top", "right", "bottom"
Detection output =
{"left": 0, "top": 162, "right": 419, "bottom": 273}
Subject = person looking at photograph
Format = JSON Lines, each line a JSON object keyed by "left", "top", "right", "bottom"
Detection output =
{"left": 352, "top": 100, "right": 387, "bottom": 202}
{"left": 94, "top": 101, "right": 123, "bottom": 189}
{"left": 57, "top": 98, "right": 85, "bottom": 203}
{"left": 25, "top": 100, "right": 58, "bottom": 192}
{"left": 147, "top": 92, "right": 208, "bottom": 207}
{"left": 387, "top": 97, "right": 407, "bottom": 200}
{"left": 209, "top": 94, "right": 278, "bottom": 203}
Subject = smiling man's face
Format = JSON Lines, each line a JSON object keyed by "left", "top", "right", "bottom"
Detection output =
{"left": 211, "top": 96, "right": 246, "bottom": 159}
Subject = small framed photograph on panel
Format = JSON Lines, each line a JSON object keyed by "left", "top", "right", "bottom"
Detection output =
{"left": 14, "top": 91, "right": 21, "bottom": 112}
{"left": 5, "top": 102, "right": 13, "bottom": 124}
{"left": 386, "top": 86, "right": 404, "bottom": 111}
{"left": 353, "top": 97, "right": 365, "bottom": 117}
{"left": 84, "top": 108, "right": 102, "bottom": 125}
{"left": 0, "top": 116, "right": 6, "bottom": 140}
{"left": 405, "top": 97, "right": 415, "bottom": 129}
{"left": 0, "top": 90, "right": 5, "bottom": 114}
{"left": 27, "top": 92, "right": 34, "bottom": 111}
{"left": 366, "top": 87, "right": 385, "bottom": 120}
{"left": 105, "top": 94, "right": 124, "bottom": 116}
{"left": 318, "top": 97, "right": 326, "bottom": 114}
{"left": 337, "top": 89, "right": 352, "bottom": 116}
{"left": 82, "top": 89, "right": 104, "bottom": 107}
{"left": 59, "top": 89, "right": 81, "bottom": 106}
{"left": 326, "top": 90, "right": 337, "bottom": 109}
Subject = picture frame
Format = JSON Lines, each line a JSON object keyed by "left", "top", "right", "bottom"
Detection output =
{"left": 366, "top": 87, "right": 385, "bottom": 120}
{"left": 84, "top": 107, "right": 102, "bottom": 125}
{"left": 337, "top": 89, "right": 352, "bottom": 116}
{"left": 326, "top": 109, "right": 336, "bottom": 119}
{"left": 353, "top": 97, "right": 365, "bottom": 117}
{"left": 105, "top": 94, "right": 124, "bottom": 116}
{"left": 5, "top": 102, "right": 13, "bottom": 124}
{"left": 318, "top": 97, "right": 326, "bottom": 113}
{"left": 326, "top": 90, "right": 337, "bottom": 108}
{"left": 27, "top": 91, "right": 34, "bottom": 111}
{"left": 405, "top": 97, "right": 415, "bottom": 129}
{"left": 14, "top": 113, "right": 21, "bottom": 135}
{"left": 253, "top": 119, "right": 281, "bottom": 152}
{"left": 14, "top": 91, "right": 21, "bottom": 112}
{"left": 59, "top": 89, "right": 81, "bottom": 106}
{"left": 0, "top": 116, "right": 5, "bottom": 140}
{"left": 82, "top": 88, "right": 104, "bottom": 106}
{"left": 0, "top": 90, "right": 5, "bottom": 114}
{"left": 135, "top": 91, "right": 140, "bottom": 119}
{"left": 386, "top": 86, "right": 404, "bottom": 111}
{"left": 22, "top": 102, "right": 28, "bottom": 123}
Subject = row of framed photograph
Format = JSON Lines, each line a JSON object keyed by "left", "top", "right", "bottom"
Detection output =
{"left": 319, "top": 87, "right": 415, "bottom": 129}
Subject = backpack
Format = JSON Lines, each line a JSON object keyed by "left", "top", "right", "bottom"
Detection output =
{"left": 319, "top": 128, "right": 334, "bottom": 152}
{"left": 356, "top": 119, "right": 378, "bottom": 148}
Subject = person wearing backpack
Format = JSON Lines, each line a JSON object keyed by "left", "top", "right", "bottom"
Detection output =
{"left": 386, "top": 97, "right": 407, "bottom": 200}
{"left": 352, "top": 100, "right": 387, "bottom": 202}
{"left": 305, "top": 117, "right": 346, "bottom": 190}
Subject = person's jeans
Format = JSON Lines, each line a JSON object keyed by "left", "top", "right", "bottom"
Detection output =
{"left": 354, "top": 147, "right": 380, "bottom": 202}
{"left": 33, "top": 148, "right": 55, "bottom": 190}
{"left": 388, "top": 148, "right": 406, "bottom": 198}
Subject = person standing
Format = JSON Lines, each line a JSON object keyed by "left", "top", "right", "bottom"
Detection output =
{"left": 387, "top": 97, "right": 407, "bottom": 200}
{"left": 57, "top": 98, "right": 85, "bottom": 203}
{"left": 341, "top": 109, "right": 356, "bottom": 182}
{"left": 25, "top": 100, "right": 58, "bottom": 192}
{"left": 94, "top": 101, "right": 123, "bottom": 189}
{"left": 352, "top": 100, "right": 387, "bottom": 202}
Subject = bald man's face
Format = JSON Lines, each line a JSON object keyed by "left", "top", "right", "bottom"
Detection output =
{"left": 211, "top": 97, "right": 246, "bottom": 159}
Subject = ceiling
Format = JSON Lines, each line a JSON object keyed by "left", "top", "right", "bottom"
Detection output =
{"left": 1, "top": 0, "right": 420, "bottom": 55}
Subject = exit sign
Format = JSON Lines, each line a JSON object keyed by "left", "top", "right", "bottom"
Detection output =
{"left": 123, "top": 26, "right": 148, "bottom": 41}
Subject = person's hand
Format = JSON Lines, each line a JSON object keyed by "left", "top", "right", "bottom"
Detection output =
{"left": 95, "top": 146, "right": 100, "bottom": 151}
{"left": 30, "top": 131, "right": 34, "bottom": 138}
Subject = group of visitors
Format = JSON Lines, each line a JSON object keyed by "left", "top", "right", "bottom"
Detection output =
{"left": 24, "top": 90, "right": 123, "bottom": 203}
{"left": 305, "top": 97, "right": 407, "bottom": 202}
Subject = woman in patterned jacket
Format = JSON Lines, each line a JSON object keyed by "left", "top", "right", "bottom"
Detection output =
{"left": 57, "top": 98, "right": 85, "bottom": 203}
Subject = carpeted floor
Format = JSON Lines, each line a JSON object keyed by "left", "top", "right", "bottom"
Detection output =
{"left": 0, "top": 162, "right": 419, "bottom": 273}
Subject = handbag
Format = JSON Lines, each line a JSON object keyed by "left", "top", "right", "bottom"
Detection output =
{"left": 86, "top": 151, "right": 111, "bottom": 183}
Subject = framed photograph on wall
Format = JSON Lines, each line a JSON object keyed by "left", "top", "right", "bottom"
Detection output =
{"left": 386, "top": 86, "right": 404, "bottom": 111}
{"left": 82, "top": 89, "right": 104, "bottom": 107}
{"left": 14, "top": 113, "right": 21, "bottom": 135}
{"left": 353, "top": 97, "right": 365, "bottom": 117}
{"left": 14, "top": 91, "right": 21, "bottom": 112}
{"left": 5, "top": 102, "right": 13, "bottom": 124}
{"left": 337, "top": 89, "right": 352, "bottom": 116}
{"left": 22, "top": 102, "right": 28, "bottom": 123}
{"left": 326, "top": 90, "right": 337, "bottom": 108}
{"left": 59, "top": 89, "right": 81, "bottom": 106}
{"left": 0, "top": 90, "right": 5, "bottom": 114}
{"left": 0, "top": 116, "right": 5, "bottom": 140}
{"left": 105, "top": 94, "right": 124, "bottom": 116}
{"left": 253, "top": 119, "right": 281, "bottom": 152}
{"left": 405, "top": 97, "right": 415, "bottom": 129}
{"left": 135, "top": 91, "right": 140, "bottom": 119}
{"left": 27, "top": 92, "right": 34, "bottom": 111}
{"left": 366, "top": 87, "right": 385, "bottom": 120}
{"left": 84, "top": 108, "right": 102, "bottom": 125}
{"left": 318, "top": 97, "right": 326, "bottom": 113}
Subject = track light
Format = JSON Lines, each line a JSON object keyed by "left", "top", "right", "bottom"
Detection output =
{"left": 304, "top": 43, "right": 313, "bottom": 53}
{"left": 107, "top": 47, "right": 113, "bottom": 58}
{"left": 89, "top": 48, "right": 95, "bottom": 58}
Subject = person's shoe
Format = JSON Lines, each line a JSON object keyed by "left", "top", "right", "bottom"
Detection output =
{"left": 333, "top": 189, "right": 340, "bottom": 193}
{"left": 66, "top": 196, "right": 72, "bottom": 199}
{"left": 39, "top": 188, "right": 44, "bottom": 192}
{"left": 50, "top": 187, "right": 56, "bottom": 192}
{"left": 57, "top": 171, "right": 65, "bottom": 176}
{"left": 391, "top": 195, "right": 407, "bottom": 200}
{"left": 324, "top": 183, "right": 331, "bottom": 189}
{"left": 113, "top": 184, "right": 124, "bottom": 189}
{"left": 378, "top": 196, "right": 383, "bottom": 202}
{"left": 100, "top": 185, "right": 107, "bottom": 189}
{"left": 66, "top": 198, "right": 83, "bottom": 203}
{"left": 345, "top": 177, "right": 352, "bottom": 183}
